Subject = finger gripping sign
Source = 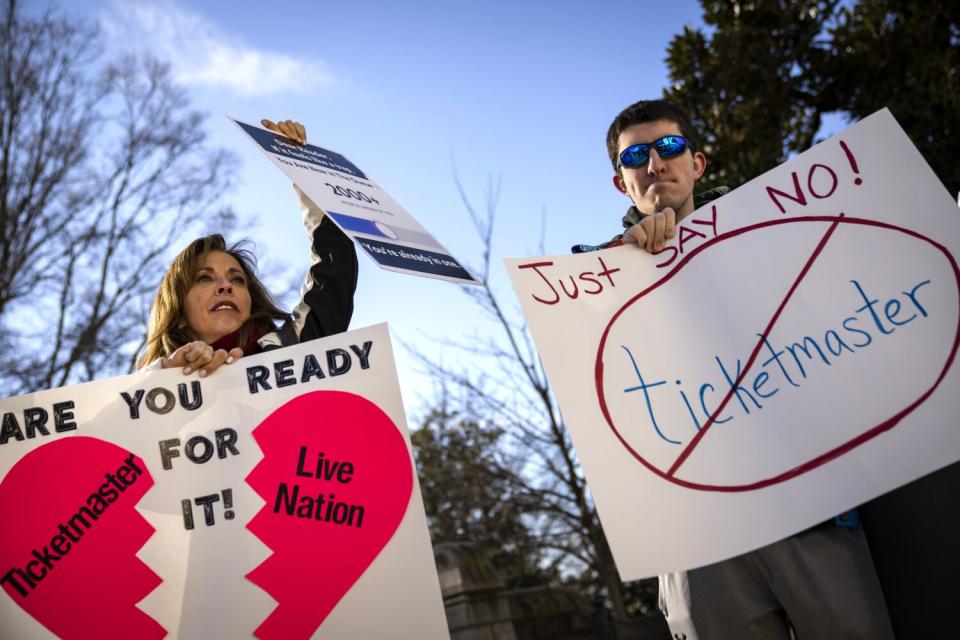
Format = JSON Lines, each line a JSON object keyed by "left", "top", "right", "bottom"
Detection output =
{"left": 506, "top": 110, "right": 960, "bottom": 579}
{"left": 0, "top": 323, "right": 448, "bottom": 638}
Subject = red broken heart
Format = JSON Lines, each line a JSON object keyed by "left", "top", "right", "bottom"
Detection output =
{"left": 245, "top": 390, "right": 413, "bottom": 639}
{"left": 0, "top": 436, "right": 163, "bottom": 638}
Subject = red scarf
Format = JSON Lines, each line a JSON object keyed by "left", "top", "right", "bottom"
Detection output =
{"left": 210, "top": 321, "right": 271, "bottom": 356}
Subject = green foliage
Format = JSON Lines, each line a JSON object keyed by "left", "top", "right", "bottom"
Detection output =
{"left": 665, "top": 1, "right": 840, "bottom": 191}
{"left": 665, "top": 0, "right": 960, "bottom": 197}
{"left": 412, "top": 408, "right": 558, "bottom": 588}
{"left": 828, "top": 0, "right": 959, "bottom": 196}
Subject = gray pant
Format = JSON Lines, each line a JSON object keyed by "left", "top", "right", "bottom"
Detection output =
{"left": 659, "top": 524, "right": 894, "bottom": 640}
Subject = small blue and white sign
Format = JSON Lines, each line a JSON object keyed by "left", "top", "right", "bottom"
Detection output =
{"left": 231, "top": 117, "right": 479, "bottom": 285}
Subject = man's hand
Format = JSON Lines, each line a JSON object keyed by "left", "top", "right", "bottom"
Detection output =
{"left": 623, "top": 207, "right": 676, "bottom": 253}
{"left": 261, "top": 118, "right": 306, "bottom": 145}
{"left": 161, "top": 341, "right": 244, "bottom": 378}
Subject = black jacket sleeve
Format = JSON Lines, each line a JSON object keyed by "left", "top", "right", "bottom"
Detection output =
{"left": 259, "top": 187, "right": 359, "bottom": 349}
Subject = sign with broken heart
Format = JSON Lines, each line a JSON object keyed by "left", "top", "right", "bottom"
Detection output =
{"left": 0, "top": 323, "right": 448, "bottom": 639}
{"left": 505, "top": 109, "right": 960, "bottom": 580}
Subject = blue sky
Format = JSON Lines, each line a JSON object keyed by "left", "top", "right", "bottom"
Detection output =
{"left": 65, "top": 0, "right": 706, "bottom": 417}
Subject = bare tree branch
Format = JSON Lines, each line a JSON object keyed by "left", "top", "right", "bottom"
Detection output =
{"left": 409, "top": 171, "right": 643, "bottom": 618}
{"left": 0, "top": 2, "right": 238, "bottom": 393}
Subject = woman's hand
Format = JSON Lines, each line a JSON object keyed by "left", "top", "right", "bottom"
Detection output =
{"left": 161, "top": 341, "right": 244, "bottom": 377}
{"left": 261, "top": 118, "right": 306, "bottom": 145}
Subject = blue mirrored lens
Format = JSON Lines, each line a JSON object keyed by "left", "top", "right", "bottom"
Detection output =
{"left": 619, "top": 136, "right": 687, "bottom": 168}
{"left": 654, "top": 135, "right": 686, "bottom": 158}
{"left": 620, "top": 144, "right": 649, "bottom": 168}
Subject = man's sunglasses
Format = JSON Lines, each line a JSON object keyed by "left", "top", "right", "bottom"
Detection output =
{"left": 618, "top": 135, "right": 689, "bottom": 169}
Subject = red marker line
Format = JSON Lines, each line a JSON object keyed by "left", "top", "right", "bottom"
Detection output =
{"left": 666, "top": 214, "right": 846, "bottom": 478}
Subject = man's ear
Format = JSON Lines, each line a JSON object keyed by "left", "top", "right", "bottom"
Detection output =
{"left": 612, "top": 173, "right": 628, "bottom": 195}
{"left": 693, "top": 151, "right": 707, "bottom": 180}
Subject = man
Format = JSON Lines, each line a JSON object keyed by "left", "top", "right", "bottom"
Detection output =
{"left": 593, "top": 99, "right": 894, "bottom": 640}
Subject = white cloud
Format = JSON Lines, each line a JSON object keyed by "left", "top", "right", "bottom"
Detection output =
{"left": 99, "top": 1, "right": 334, "bottom": 96}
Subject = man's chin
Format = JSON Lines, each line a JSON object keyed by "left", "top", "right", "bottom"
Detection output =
{"left": 644, "top": 186, "right": 676, "bottom": 209}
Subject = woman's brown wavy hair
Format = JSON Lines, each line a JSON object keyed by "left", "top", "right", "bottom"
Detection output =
{"left": 138, "top": 235, "right": 290, "bottom": 368}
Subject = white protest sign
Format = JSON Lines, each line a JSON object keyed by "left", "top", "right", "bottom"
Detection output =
{"left": 0, "top": 324, "right": 448, "bottom": 639}
{"left": 505, "top": 109, "right": 960, "bottom": 580}
{"left": 230, "top": 117, "right": 479, "bottom": 285}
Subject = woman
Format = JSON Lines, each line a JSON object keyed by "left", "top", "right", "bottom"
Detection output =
{"left": 139, "top": 119, "right": 357, "bottom": 376}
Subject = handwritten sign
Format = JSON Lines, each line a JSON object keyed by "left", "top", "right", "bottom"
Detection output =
{"left": 0, "top": 324, "right": 448, "bottom": 639}
{"left": 230, "top": 117, "right": 479, "bottom": 285}
{"left": 505, "top": 109, "right": 960, "bottom": 580}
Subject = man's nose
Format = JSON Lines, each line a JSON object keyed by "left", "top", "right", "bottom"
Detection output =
{"left": 647, "top": 148, "right": 667, "bottom": 175}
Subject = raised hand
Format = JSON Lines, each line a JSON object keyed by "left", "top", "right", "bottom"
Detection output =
{"left": 261, "top": 118, "right": 306, "bottom": 145}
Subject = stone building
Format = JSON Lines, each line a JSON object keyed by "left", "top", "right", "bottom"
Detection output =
{"left": 434, "top": 542, "right": 669, "bottom": 639}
